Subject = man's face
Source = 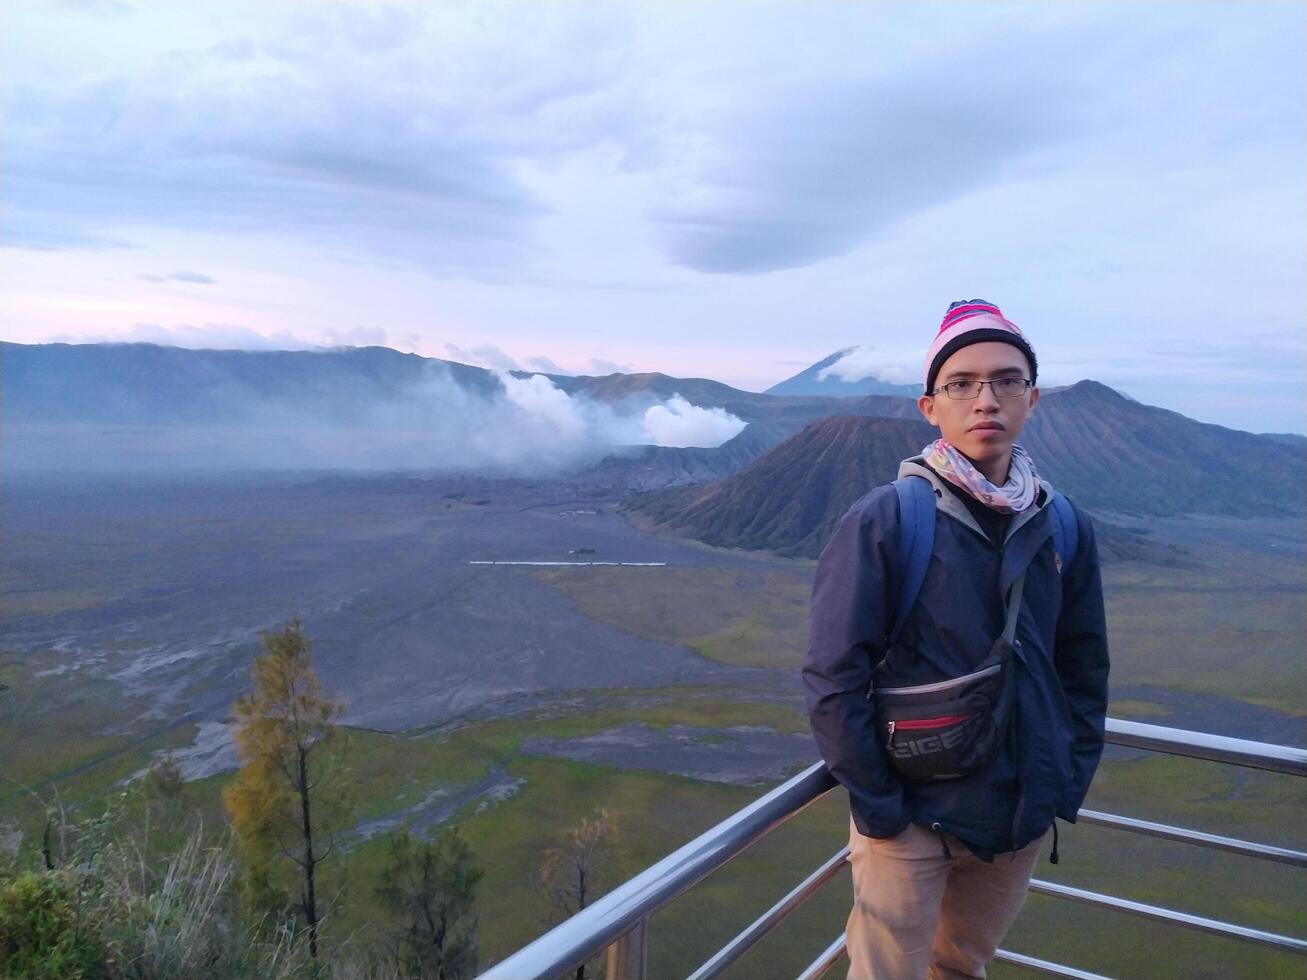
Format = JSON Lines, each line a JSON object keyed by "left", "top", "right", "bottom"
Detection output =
{"left": 917, "top": 341, "right": 1039, "bottom": 470}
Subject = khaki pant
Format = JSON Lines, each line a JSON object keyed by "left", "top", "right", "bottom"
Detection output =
{"left": 845, "top": 818, "right": 1046, "bottom": 980}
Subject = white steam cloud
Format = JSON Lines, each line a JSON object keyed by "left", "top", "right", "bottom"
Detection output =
{"left": 337, "top": 371, "right": 749, "bottom": 473}
{"left": 816, "top": 345, "right": 917, "bottom": 386}
{"left": 499, "top": 372, "right": 589, "bottom": 441}
{"left": 355, "top": 373, "right": 752, "bottom": 471}
{"left": 8, "top": 364, "right": 750, "bottom": 474}
{"left": 641, "top": 395, "right": 748, "bottom": 448}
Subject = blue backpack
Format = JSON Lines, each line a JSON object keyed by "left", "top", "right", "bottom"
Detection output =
{"left": 889, "top": 475, "right": 1078, "bottom": 643}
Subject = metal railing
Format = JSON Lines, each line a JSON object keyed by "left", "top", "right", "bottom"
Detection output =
{"left": 478, "top": 720, "right": 1307, "bottom": 979}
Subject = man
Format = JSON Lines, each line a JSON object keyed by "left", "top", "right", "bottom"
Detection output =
{"left": 802, "top": 300, "right": 1109, "bottom": 980}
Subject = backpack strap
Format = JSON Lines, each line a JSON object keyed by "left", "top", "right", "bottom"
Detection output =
{"left": 890, "top": 476, "right": 936, "bottom": 644}
{"left": 1048, "top": 491, "right": 1078, "bottom": 569}
{"left": 890, "top": 480, "right": 1076, "bottom": 642}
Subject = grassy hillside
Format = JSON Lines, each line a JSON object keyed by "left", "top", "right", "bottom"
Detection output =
{"left": 5, "top": 682, "right": 1302, "bottom": 978}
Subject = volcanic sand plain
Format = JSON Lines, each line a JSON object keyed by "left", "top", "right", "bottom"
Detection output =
{"left": 1, "top": 472, "right": 1304, "bottom": 977}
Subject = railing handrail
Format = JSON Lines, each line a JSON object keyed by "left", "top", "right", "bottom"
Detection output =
{"left": 478, "top": 719, "right": 1306, "bottom": 979}
{"left": 1104, "top": 718, "right": 1307, "bottom": 775}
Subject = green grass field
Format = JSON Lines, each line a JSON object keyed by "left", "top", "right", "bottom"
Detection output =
{"left": 531, "top": 564, "right": 812, "bottom": 668}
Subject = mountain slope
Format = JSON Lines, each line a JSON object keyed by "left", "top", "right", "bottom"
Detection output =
{"left": 1, "top": 342, "right": 499, "bottom": 425}
{"left": 633, "top": 416, "right": 936, "bottom": 556}
{"left": 1022, "top": 381, "right": 1304, "bottom": 516}
{"left": 583, "top": 423, "right": 792, "bottom": 490}
{"left": 554, "top": 372, "right": 758, "bottom": 407}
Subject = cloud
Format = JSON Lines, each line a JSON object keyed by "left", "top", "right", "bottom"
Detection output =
{"left": 589, "top": 357, "right": 632, "bottom": 375}
{"left": 401, "top": 374, "right": 746, "bottom": 469}
{"left": 48, "top": 322, "right": 393, "bottom": 351}
{"left": 138, "top": 270, "right": 216, "bottom": 284}
{"left": 75, "top": 322, "right": 321, "bottom": 350}
{"left": 641, "top": 394, "right": 746, "bottom": 448}
{"left": 499, "top": 372, "right": 588, "bottom": 440}
{"left": 210, "top": 37, "right": 256, "bottom": 62}
{"left": 470, "top": 345, "right": 522, "bottom": 371}
{"left": 443, "top": 343, "right": 522, "bottom": 372}
{"left": 321, "top": 325, "right": 389, "bottom": 347}
{"left": 653, "top": 27, "right": 1107, "bottom": 274}
{"left": 817, "top": 345, "right": 916, "bottom": 386}
{"left": 1041, "top": 329, "right": 1306, "bottom": 389}
{"left": 3, "top": 216, "right": 139, "bottom": 252}
{"left": 524, "top": 355, "right": 569, "bottom": 375}
{"left": 3, "top": 3, "right": 641, "bottom": 274}
{"left": 56, "top": 0, "right": 135, "bottom": 16}
{"left": 442, "top": 344, "right": 477, "bottom": 365}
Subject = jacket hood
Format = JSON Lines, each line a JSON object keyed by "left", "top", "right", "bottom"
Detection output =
{"left": 897, "top": 455, "right": 1055, "bottom": 546}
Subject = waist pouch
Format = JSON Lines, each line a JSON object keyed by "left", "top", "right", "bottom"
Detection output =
{"left": 873, "top": 571, "right": 1025, "bottom": 783}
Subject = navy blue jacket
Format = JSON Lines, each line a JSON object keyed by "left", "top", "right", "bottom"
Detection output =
{"left": 802, "top": 460, "right": 1109, "bottom": 857}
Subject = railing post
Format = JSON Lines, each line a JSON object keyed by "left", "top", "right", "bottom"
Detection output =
{"left": 604, "top": 918, "right": 647, "bottom": 980}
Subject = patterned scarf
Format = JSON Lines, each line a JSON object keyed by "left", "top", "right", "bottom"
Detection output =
{"left": 922, "top": 439, "right": 1040, "bottom": 514}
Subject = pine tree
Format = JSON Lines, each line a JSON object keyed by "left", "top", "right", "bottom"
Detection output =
{"left": 222, "top": 617, "right": 348, "bottom": 959}
{"left": 140, "top": 755, "right": 192, "bottom": 865}
{"left": 375, "top": 827, "right": 483, "bottom": 980}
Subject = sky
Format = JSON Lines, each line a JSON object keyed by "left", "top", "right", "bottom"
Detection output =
{"left": 2, "top": 0, "right": 1304, "bottom": 434}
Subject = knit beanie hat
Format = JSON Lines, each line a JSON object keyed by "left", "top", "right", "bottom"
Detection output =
{"left": 923, "top": 299, "right": 1038, "bottom": 394}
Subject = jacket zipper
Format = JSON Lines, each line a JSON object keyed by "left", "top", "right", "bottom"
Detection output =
{"left": 886, "top": 715, "right": 971, "bottom": 748}
{"left": 877, "top": 663, "right": 1000, "bottom": 697}
{"left": 892, "top": 715, "right": 971, "bottom": 729}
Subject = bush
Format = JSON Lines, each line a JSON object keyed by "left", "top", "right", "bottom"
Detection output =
{"left": 0, "top": 870, "right": 104, "bottom": 979}
{"left": 4, "top": 767, "right": 412, "bottom": 978}
{"left": 94, "top": 832, "right": 293, "bottom": 980}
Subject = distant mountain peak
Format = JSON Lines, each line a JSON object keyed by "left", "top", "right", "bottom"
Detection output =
{"left": 1063, "top": 378, "right": 1120, "bottom": 395}
{"left": 766, "top": 348, "right": 919, "bottom": 398}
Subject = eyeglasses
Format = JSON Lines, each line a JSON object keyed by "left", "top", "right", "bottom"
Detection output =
{"left": 931, "top": 378, "right": 1033, "bottom": 400}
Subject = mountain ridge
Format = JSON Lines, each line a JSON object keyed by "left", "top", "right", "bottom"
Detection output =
{"left": 630, "top": 381, "right": 1304, "bottom": 559}
{"left": 5, "top": 343, "right": 1301, "bottom": 517}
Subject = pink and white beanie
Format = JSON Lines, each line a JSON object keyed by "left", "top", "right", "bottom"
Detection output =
{"left": 923, "top": 299, "right": 1038, "bottom": 394}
